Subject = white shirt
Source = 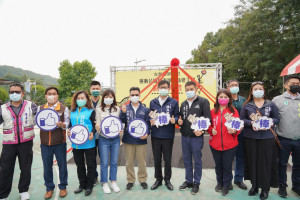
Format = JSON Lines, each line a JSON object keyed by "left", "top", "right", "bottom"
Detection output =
{"left": 131, "top": 103, "right": 140, "bottom": 114}
{"left": 36, "top": 102, "right": 70, "bottom": 129}
{"left": 187, "top": 96, "right": 197, "bottom": 108}
{"left": 158, "top": 96, "right": 168, "bottom": 106}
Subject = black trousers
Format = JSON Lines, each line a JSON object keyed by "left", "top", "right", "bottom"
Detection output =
{"left": 95, "top": 139, "right": 99, "bottom": 178}
{"left": 0, "top": 141, "right": 33, "bottom": 198}
{"left": 210, "top": 146, "right": 237, "bottom": 188}
{"left": 73, "top": 147, "right": 96, "bottom": 189}
{"left": 243, "top": 137, "right": 278, "bottom": 191}
{"left": 151, "top": 137, "right": 174, "bottom": 182}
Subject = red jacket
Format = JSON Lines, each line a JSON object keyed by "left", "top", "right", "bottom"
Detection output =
{"left": 207, "top": 107, "right": 240, "bottom": 151}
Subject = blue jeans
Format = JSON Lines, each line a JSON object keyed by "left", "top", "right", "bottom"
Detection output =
{"left": 181, "top": 136, "right": 203, "bottom": 184}
{"left": 234, "top": 131, "right": 245, "bottom": 182}
{"left": 98, "top": 135, "right": 120, "bottom": 183}
{"left": 278, "top": 137, "right": 300, "bottom": 190}
{"left": 41, "top": 143, "right": 68, "bottom": 191}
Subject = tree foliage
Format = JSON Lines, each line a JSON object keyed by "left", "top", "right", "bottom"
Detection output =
{"left": 28, "top": 85, "right": 47, "bottom": 105}
{"left": 0, "top": 87, "right": 9, "bottom": 104}
{"left": 58, "top": 60, "right": 97, "bottom": 99}
{"left": 187, "top": 0, "right": 300, "bottom": 98}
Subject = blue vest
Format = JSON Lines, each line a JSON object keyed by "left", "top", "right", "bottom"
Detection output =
{"left": 70, "top": 107, "right": 95, "bottom": 149}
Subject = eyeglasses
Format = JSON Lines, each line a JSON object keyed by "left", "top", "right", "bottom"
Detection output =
{"left": 251, "top": 81, "right": 263, "bottom": 85}
{"left": 9, "top": 91, "right": 22, "bottom": 94}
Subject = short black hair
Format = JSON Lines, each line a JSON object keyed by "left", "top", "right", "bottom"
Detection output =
{"left": 158, "top": 80, "right": 170, "bottom": 88}
{"left": 45, "top": 86, "right": 59, "bottom": 95}
{"left": 9, "top": 83, "right": 24, "bottom": 92}
{"left": 226, "top": 79, "right": 239, "bottom": 87}
{"left": 284, "top": 75, "right": 300, "bottom": 84}
{"left": 129, "top": 87, "right": 140, "bottom": 93}
{"left": 185, "top": 81, "right": 197, "bottom": 88}
{"left": 90, "top": 80, "right": 101, "bottom": 87}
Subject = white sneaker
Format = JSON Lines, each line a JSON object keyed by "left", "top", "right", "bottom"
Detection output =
{"left": 110, "top": 182, "right": 120, "bottom": 193}
{"left": 102, "top": 183, "right": 111, "bottom": 194}
{"left": 20, "top": 192, "right": 30, "bottom": 200}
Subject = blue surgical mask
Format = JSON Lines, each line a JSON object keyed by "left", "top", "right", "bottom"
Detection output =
{"left": 230, "top": 86, "right": 239, "bottom": 94}
{"left": 186, "top": 91, "right": 195, "bottom": 99}
{"left": 76, "top": 100, "right": 87, "bottom": 107}
{"left": 9, "top": 93, "right": 22, "bottom": 102}
{"left": 159, "top": 89, "right": 169, "bottom": 97}
{"left": 253, "top": 90, "right": 264, "bottom": 98}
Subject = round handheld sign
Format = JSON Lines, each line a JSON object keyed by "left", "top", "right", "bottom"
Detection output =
{"left": 128, "top": 119, "right": 148, "bottom": 138}
{"left": 69, "top": 125, "right": 89, "bottom": 145}
{"left": 36, "top": 108, "right": 60, "bottom": 131}
{"left": 100, "top": 116, "right": 123, "bottom": 138}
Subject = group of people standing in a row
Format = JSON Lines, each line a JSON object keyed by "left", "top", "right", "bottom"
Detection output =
{"left": 0, "top": 75, "right": 299, "bottom": 200}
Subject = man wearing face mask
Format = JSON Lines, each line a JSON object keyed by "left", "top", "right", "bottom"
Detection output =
{"left": 37, "top": 87, "right": 69, "bottom": 199}
{"left": 226, "top": 79, "right": 247, "bottom": 190}
{"left": 0, "top": 83, "right": 38, "bottom": 200}
{"left": 177, "top": 81, "right": 211, "bottom": 195}
{"left": 149, "top": 80, "right": 180, "bottom": 191}
{"left": 89, "top": 81, "right": 101, "bottom": 185}
{"left": 119, "top": 87, "right": 150, "bottom": 190}
{"left": 273, "top": 75, "right": 300, "bottom": 198}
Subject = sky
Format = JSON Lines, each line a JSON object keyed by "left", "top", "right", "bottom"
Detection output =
{"left": 0, "top": 0, "right": 239, "bottom": 86}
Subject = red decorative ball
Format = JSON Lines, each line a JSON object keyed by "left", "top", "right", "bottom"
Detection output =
{"left": 170, "top": 58, "right": 180, "bottom": 66}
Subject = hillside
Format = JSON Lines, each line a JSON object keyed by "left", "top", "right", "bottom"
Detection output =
{"left": 0, "top": 65, "right": 58, "bottom": 86}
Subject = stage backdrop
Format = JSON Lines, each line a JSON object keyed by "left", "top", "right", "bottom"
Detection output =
{"left": 115, "top": 68, "right": 218, "bottom": 108}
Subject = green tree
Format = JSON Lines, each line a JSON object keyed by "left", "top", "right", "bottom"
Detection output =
{"left": 29, "top": 85, "right": 46, "bottom": 105}
{"left": 0, "top": 87, "right": 9, "bottom": 104}
{"left": 187, "top": 0, "right": 300, "bottom": 98}
{"left": 58, "top": 60, "right": 97, "bottom": 98}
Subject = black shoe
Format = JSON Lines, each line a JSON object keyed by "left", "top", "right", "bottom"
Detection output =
{"left": 85, "top": 188, "right": 93, "bottom": 196}
{"left": 222, "top": 186, "right": 229, "bottom": 196}
{"left": 165, "top": 181, "right": 174, "bottom": 191}
{"left": 74, "top": 187, "right": 84, "bottom": 194}
{"left": 93, "top": 177, "right": 98, "bottom": 186}
{"left": 141, "top": 182, "right": 148, "bottom": 189}
{"left": 291, "top": 187, "right": 300, "bottom": 196}
{"left": 191, "top": 184, "right": 199, "bottom": 195}
{"left": 151, "top": 180, "right": 162, "bottom": 190}
{"left": 248, "top": 187, "right": 259, "bottom": 196}
{"left": 260, "top": 190, "right": 268, "bottom": 200}
{"left": 278, "top": 185, "right": 287, "bottom": 198}
{"left": 229, "top": 183, "right": 233, "bottom": 190}
{"left": 179, "top": 181, "right": 193, "bottom": 191}
{"left": 126, "top": 183, "right": 134, "bottom": 190}
{"left": 234, "top": 181, "right": 247, "bottom": 190}
{"left": 215, "top": 183, "right": 223, "bottom": 192}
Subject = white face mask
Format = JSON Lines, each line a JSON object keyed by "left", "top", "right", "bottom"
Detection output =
{"left": 104, "top": 98, "right": 114, "bottom": 105}
{"left": 131, "top": 96, "right": 140, "bottom": 103}
{"left": 47, "top": 95, "right": 56, "bottom": 104}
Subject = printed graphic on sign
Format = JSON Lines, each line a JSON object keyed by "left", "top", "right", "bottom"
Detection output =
{"left": 187, "top": 114, "right": 211, "bottom": 131}
{"left": 224, "top": 113, "right": 244, "bottom": 131}
{"left": 128, "top": 119, "right": 148, "bottom": 138}
{"left": 69, "top": 125, "right": 89, "bottom": 145}
{"left": 101, "top": 116, "right": 123, "bottom": 138}
{"left": 250, "top": 113, "right": 274, "bottom": 130}
{"left": 149, "top": 110, "right": 171, "bottom": 128}
{"left": 36, "top": 109, "right": 60, "bottom": 131}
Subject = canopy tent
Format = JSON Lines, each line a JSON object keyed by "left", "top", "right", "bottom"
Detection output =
{"left": 280, "top": 54, "right": 300, "bottom": 76}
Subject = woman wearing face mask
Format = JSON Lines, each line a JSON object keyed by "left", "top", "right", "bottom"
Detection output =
{"left": 94, "top": 89, "right": 123, "bottom": 194}
{"left": 67, "top": 90, "right": 96, "bottom": 196}
{"left": 240, "top": 82, "right": 280, "bottom": 200}
{"left": 207, "top": 89, "right": 241, "bottom": 196}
